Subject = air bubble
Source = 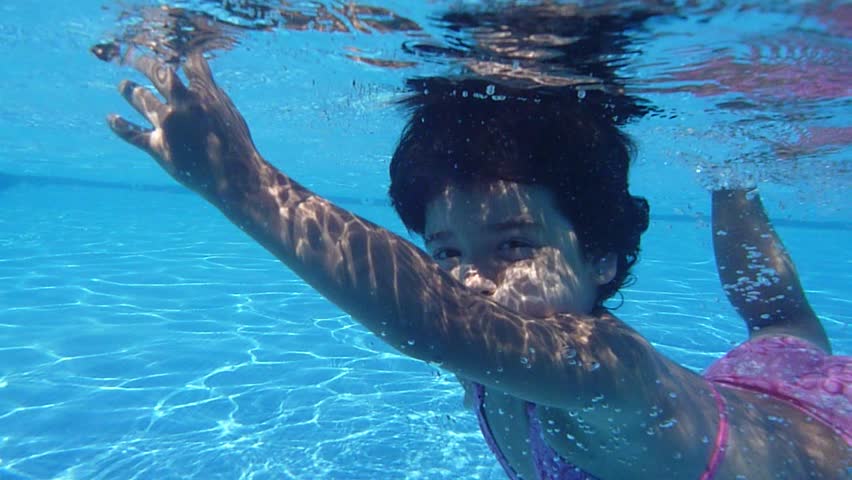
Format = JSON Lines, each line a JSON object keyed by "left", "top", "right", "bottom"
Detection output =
{"left": 659, "top": 419, "right": 678, "bottom": 429}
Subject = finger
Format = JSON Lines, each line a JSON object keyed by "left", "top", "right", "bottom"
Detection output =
{"left": 119, "top": 80, "right": 168, "bottom": 126}
{"left": 184, "top": 51, "right": 216, "bottom": 89}
{"left": 107, "top": 114, "right": 153, "bottom": 153}
{"left": 132, "top": 55, "right": 188, "bottom": 103}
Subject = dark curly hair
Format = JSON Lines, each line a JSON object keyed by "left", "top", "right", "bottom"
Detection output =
{"left": 388, "top": 77, "right": 650, "bottom": 307}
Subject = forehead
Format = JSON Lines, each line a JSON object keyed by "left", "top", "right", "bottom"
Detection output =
{"left": 424, "top": 181, "right": 561, "bottom": 232}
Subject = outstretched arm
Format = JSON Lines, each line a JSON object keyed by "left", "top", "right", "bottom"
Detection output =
{"left": 711, "top": 189, "right": 830, "bottom": 351}
{"left": 108, "top": 52, "right": 715, "bottom": 422}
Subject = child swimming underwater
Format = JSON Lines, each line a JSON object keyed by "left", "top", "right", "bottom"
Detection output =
{"left": 106, "top": 52, "right": 850, "bottom": 479}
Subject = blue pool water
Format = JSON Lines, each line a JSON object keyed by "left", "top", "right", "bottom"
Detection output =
{"left": 0, "top": 1, "right": 849, "bottom": 479}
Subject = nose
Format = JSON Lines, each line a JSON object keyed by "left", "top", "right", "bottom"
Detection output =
{"left": 459, "top": 265, "right": 497, "bottom": 296}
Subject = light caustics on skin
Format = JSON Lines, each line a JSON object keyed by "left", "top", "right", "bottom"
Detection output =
{"left": 98, "top": 2, "right": 852, "bottom": 476}
{"left": 247, "top": 166, "right": 720, "bottom": 472}
{"left": 423, "top": 181, "right": 606, "bottom": 321}
{"left": 110, "top": 48, "right": 698, "bottom": 416}
{"left": 712, "top": 189, "right": 830, "bottom": 351}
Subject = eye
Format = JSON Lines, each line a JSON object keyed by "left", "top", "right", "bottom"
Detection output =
{"left": 432, "top": 247, "right": 461, "bottom": 261}
{"left": 498, "top": 239, "right": 535, "bottom": 260}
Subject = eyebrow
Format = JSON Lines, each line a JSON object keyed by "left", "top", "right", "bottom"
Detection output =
{"left": 424, "top": 216, "right": 540, "bottom": 245}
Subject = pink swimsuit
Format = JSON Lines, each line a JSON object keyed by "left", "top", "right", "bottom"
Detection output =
{"left": 474, "top": 335, "right": 850, "bottom": 480}
{"left": 704, "top": 335, "right": 852, "bottom": 444}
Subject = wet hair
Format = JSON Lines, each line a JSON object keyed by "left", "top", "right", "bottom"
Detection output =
{"left": 388, "top": 77, "right": 650, "bottom": 306}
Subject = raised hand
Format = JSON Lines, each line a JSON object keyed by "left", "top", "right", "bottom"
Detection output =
{"left": 108, "top": 52, "right": 261, "bottom": 199}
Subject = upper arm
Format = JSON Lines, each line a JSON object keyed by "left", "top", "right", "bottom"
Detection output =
{"left": 383, "top": 267, "right": 690, "bottom": 412}
{"left": 233, "top": 180, "right": 692, "bottom": 412}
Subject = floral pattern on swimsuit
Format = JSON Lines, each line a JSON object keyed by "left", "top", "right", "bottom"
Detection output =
{"left": 704, "top": 335, "right": 852, "bottom": 445}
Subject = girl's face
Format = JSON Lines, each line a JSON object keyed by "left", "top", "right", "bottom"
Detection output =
{"left": 424, "top": 181, "right": 616, "bottom": 318}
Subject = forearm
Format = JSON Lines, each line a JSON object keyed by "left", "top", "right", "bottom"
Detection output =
{"left": 711, "top": 189, "right": 828, "bottom": 348}
{"left": 107, "top": 53, "right": 678, "bottom": 408}
{"left": 199, "top": 154, "right": 697, "bottom": 414}
{"left": 208, "top": 158, "right": 667, "bottom": 398}
{"left": 207, "top": 153, "right": 470, "bottom": 357}
{"left": 107, "top": 51, "right": 469, "bottom": 368}
{"left": 711, "top": 189, "right": 800, "bottom": 300}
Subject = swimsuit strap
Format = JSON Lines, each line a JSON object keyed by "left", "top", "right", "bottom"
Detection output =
{"left": 473, "top": 383, "right": 521, "bottom": 480}
{"left": 476, "top": 380, "right": 728, "bottom": 480}
{"left": 700, "top": 382, "right": 729, "bottom": 480}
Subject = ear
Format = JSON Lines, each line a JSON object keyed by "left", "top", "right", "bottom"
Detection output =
{"left": 592, "top": 253, "right": 618, "bottom": 286}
